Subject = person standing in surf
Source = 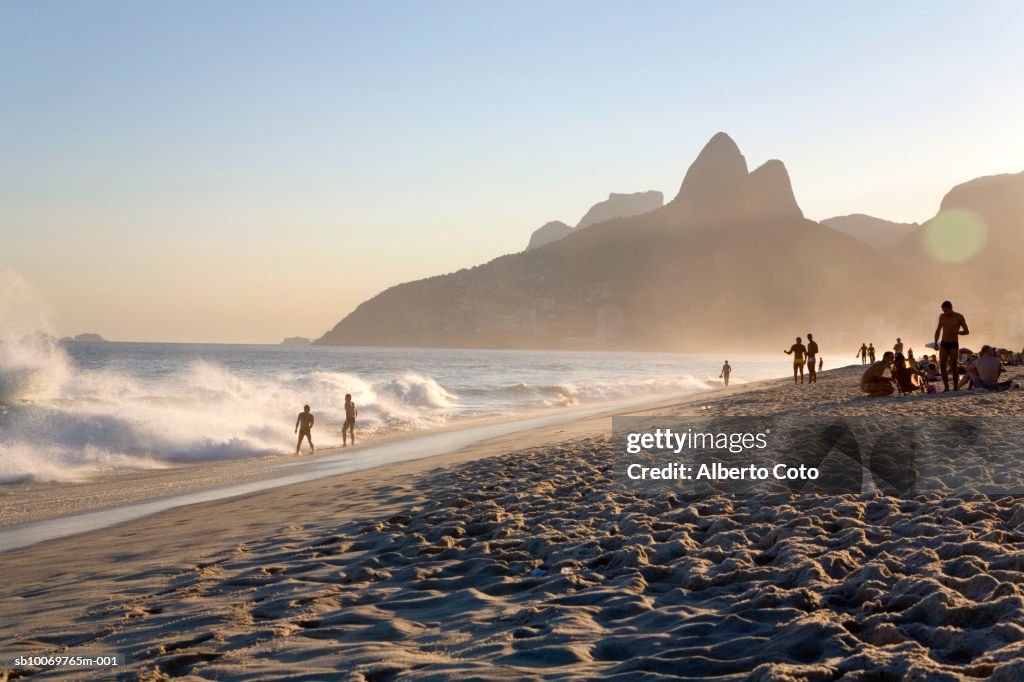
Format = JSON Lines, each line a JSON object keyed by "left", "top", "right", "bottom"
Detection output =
{"left": 784, "top": 337, "right": 808, "bottom": 384}
{"left": 295, "top": 404, "right": 315, "bottom": 455}
{"left": 720, "top": 360, "right": 732, "bottom": 386}
{"left": 342, "top": 393, "right": 358, "bottom": 446}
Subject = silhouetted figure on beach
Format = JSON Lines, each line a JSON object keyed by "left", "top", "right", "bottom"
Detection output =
{"left": 893, "top": 338, "right": 904, "bottom": 355}
{"left": 784, "top": 337, "right": 807, "bottom": 384}
{"left": 934, "top": 300, "right": 970, "bottom": 392}
{"left": 861, "top": 351, "right": 896, "bottom": 396}
{"left": 806, "top": 333, "right": 819, "bottom": 383}
{"left": 818, "top": 357, "right": 824, "bottom": 373}
{"left": 343, "top": 393, "right": 358, "bottom": 446}
{"left": 720, "top": 360, "right": 732, "bottom": 386}
{"left": 295, "top": 404, "right": 315, "bottom": 455}
{"left": 868, "top": 343, "right": 876, "bottom": 363}
{"left": 907, "top": 348, "right": 915, "bottom": 364}
{"left": 856, "top": 343, "right": 868, "bottom": 364}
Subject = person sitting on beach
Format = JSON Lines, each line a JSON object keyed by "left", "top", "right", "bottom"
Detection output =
{"left": 856, "top": 343, "right": 868, "bottom": 364}
{"left": 934, "top": 300, "right": 969, "bottom": 392}
{"left": 342, "top": 393, "right": 358, "bottom": 446}
{"left": 719, "top": 360, "right": 732, "bottom": 387}
{"left": 892, "top": 352, "right": 925, "bottom": 394}
{"left": 861, "top": 351, "right": 896, "bottom": 396}
{"left": 959, "top": 354, "right": 980, "bottom": 390}
{"left": 806, "top": 333, "right": 819, "bottom": 384}
{"left": 784, "top": 337, "right": 807, "bottom": 384}
{"left": 295, "top": 404, "right": 315, "bottom": 455}
{"left": 971, "top": 346, "right": 1015, "bottom": 391}
{"left": 868, "top": 343, "right": 876, "bottom": 363}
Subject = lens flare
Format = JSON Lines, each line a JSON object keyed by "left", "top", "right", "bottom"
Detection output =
{"left": 922, "top": 208, "right": 988, "bottom": 263}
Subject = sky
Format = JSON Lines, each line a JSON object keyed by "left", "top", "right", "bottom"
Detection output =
{"left": 2, "top": 1, "right": 1023, "bottom": 343}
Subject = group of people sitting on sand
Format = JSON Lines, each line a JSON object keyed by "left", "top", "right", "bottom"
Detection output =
{"left": 860, "top": 300, "right": 1020, "bottom": 396}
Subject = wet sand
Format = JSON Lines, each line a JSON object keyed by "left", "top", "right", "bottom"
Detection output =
{"left": 3, "top": 364, "right": 1024, "bottom": 680}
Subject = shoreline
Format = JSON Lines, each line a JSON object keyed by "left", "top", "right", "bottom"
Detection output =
{"left": 3, "top": 364, "right": 1023, "bottom": 679}
{"left": 0, "top": 374, "right": 786, "bottom": 539}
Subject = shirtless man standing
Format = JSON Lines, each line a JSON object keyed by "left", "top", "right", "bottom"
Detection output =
{"left": 856, "top": 343, "right": 868, "bottom": 364}
{"left": 784, "top": 337, "right": 807, "bottom": 384}
{"left": 933, "top": 300, "right": 969, "bottom": 392}
{"left": 720, "top": 360, "right": 732, "bottom": 387}
{"left": 342, "top": 393, "right": 358, "bottom": 446}
{"left": 295, "top": 404, "right": 315, "bottom": 455}
{"left": 806, "top": 333, "right": 819, "bottom": 384}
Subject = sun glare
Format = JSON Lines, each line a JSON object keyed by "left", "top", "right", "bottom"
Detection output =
{"left": 921, "top": 208, "right": 988, "bottom": 263}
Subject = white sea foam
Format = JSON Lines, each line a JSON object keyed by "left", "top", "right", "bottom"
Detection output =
{"left": 0, "top": 350, "right": 721, "bottom": 483}
{"left": 0, "top": 354, "right": 465, "bottom": 482}
{"left": 0, "top": 272, "right": 785, "bottom": 483}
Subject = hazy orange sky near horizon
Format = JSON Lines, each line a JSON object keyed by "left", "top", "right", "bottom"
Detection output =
{"left": 2, "top": 2, "right": 1023, "bottom": 343}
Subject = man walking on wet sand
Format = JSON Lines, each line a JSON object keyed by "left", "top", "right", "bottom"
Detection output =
{"left": 720, "top": 360, "right": 732, "bottom": 387}
{"left": 934, "top": 300, "right": 969, "bottom": 392}
{"left": 295, "top": 404, "right": 315, "bottom": 455}
{"left": 784, "top": 337, "right": 807, "bottom": 384}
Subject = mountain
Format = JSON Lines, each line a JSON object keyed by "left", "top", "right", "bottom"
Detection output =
{"left": 73, "top": 333, "right": 107, "bottom": 342}
{"left": 317, "top": 132, "right": 919, "bottom": 352}
{"left": 896, "top": 170, "right": 1024, "bottom": 293}
{"left": 821, "top": 214, "right": 919, "bottom": 248}
{"left": 526, "top": 221, "right": 573, "bottom": 251}
{"left": 281, "top": 336, "right": 312, "bottom": 346}
{"left": 577, "top": 191, "right": 664, "bottom": 229}
{"left": 525, "top": 191, "right": 664, "bottom": 250}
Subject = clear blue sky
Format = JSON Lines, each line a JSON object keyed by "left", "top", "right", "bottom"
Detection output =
{"left": 2, "top": 1, "right": 1022, "bottom": 342}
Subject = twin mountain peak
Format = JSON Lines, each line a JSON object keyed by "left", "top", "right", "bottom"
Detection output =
{"left": 315, "top": 132, "right": 1024, "bottom": 350}
{"left": 527, "top": 132, "right": 801, "bottom": 250}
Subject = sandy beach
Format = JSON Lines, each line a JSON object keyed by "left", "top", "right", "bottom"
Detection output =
{"left": 3, "top": 364, "right": 1024, "bottom": 680}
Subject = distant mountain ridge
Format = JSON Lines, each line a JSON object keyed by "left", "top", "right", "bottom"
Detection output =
{"left": 897, "top": 170, "right": 1024, "bottom": 292}
{"left": 316, "top": 132, "right": 931, "bottom": 351}
{"left": 316, "top": 134, "right": 1024, "bottom": 351}
{"left": 821, "top": 214, "right": 920, "bottom": 247}
{"left": 526, "top": 221, "right": 574, "bottom": 251}
{"left": 526, "top": 191, "right": 663, "bottom": 250}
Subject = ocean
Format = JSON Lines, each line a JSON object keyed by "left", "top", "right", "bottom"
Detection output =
{"left": 0, "top": 340, "right": 786, "bottom": 483}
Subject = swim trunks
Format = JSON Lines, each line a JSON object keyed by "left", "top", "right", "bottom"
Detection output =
{"left": 940, "top": 341, "right": 959, "bottom": 352}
